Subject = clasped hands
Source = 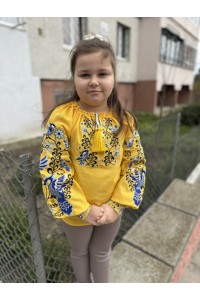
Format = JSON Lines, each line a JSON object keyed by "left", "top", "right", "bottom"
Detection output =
{"left": 85, "top": 204, "right": 118, "bottom": 226}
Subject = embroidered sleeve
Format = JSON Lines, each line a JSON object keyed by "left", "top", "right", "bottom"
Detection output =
{"left": 77, "top": 206, "right": 91, "bottom": 220}
{"left": 107, "top": 200, "right": 125, "bottom": 215}
{"left": 39, "top": 107, "right": 91, "bottom": 220}
{"left": 111, "top": 115, "right": 146, "bottom": 210}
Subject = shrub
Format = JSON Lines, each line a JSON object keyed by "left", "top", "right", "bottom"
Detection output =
{"left": 180, "top": 104, "right": 200, "bottom": 126}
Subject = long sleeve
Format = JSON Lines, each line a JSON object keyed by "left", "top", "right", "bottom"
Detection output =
{"left": 39, "top": 106, "right": 91, "bottom": 221}
{"left": 110, "top": 115, "right": 146, "bottom": 210}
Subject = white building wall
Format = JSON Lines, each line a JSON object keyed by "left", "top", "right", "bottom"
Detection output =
{"left": 156, "top": 63, "right": 194, "bottom": 91}
{"left": 26, "top": 17, "right": 139, "bottom": 83}
{"left": 88, "top": 17, "right": 139, "bottom": 82}
{"left": 26, "top": 17, "right": 70, "bottom": 79}
{"left": 0, "top": 24, "right": 43, "bottom": 144}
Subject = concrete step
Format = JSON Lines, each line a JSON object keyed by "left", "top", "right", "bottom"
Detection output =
{"left": 110, "top": 178, "right": 200, "bottom": 282}
{"left": 110, "top": 241, "right": 173, "bottom": 283}
{"left": 157, "top": 178, "right": 200, "bottom": 216}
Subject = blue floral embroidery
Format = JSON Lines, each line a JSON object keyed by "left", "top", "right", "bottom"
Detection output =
{"left": 79, "top": 117, "right": 120, "bottom": 166}
{"left": 124, "top": 138, "right": 134, "bottom": 148}
{"left": 128, "top": 169, "right": 146, "bottom": 207}
{"left": 109, "top": 124, "right": 118, "bottom": 132}
{"left": 39, "top": 156, "right": 48, "bottom": 170}
{"left": 60, "top": 159, "right": 70, "bottom": 171}
{"left": 44, "top": 174, "right": 72, "bottom": 215}
{"left": 124, "top": 129, "right": 146, "bottom": 207}
{"left": 133, "top": 130, "right": 139, "bottom": 137}
{"left": 43, "top": 141, "right": 55, "bottom": 152}
{"left": 45, "top": 123, "right": 55, "bottom": 136}
{"left": 76, "top": 150, "right": 89, "bottom": 165}
{"left": 54, "top": 128, "right": 64, "bottom": 139}
{"left": 40, "top": 122, "right": 73, "bottom": 216}
{"left": 64, "top": 138, "right": 70, "bottom": 149}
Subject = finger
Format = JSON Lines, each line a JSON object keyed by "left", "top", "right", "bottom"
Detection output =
{"left": 96, "top": 219, "right": 103, "bottom": 225}
{"left": 97, "top": 217, "right": 107, "bottom": 225}
{"left": 97, "top": 211, "right": 105, "bottom": 219}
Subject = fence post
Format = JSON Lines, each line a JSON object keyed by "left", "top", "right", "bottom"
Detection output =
{"left": 19, "top": 153, "right": 46, "bottom": 283}
{"left": 170, "top": 112, "right": 181, "bottom": 181}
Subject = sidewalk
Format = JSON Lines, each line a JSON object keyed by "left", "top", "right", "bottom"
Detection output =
{"left": 110, "top": 165, "right": 200, "bottom": 283}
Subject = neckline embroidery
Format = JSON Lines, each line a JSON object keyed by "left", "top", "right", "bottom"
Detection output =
{"left": 71, "top": 101, "right": 112, "bottom": 117}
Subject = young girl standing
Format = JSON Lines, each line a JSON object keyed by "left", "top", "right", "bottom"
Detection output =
{"left": 39, "top": 34, "right": 146, "bottom": 283}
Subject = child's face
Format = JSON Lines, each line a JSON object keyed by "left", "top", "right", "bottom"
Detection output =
{"left": 74, "top": 51, "right": 114, "bottom": 112}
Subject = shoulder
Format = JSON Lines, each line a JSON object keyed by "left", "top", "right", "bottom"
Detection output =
{"left": 48, "top": 101, "right": 77, "bottom": 123}
{"left": 52, "top": 101, "right": 76, "bottom": 115}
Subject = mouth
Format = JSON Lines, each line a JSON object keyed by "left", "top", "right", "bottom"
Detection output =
{"left": 87, "top": 90, "right": 101, "bottom": 93}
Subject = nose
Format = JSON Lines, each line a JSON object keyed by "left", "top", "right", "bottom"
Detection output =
{"left": 89, "top": 76, "right": 99, "bottom": 87}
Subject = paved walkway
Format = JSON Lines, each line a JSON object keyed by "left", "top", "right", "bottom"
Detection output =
{"left": 110, "top": 167, "right": 200, "bottom": 283}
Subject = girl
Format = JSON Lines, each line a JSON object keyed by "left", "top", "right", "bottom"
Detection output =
{"left": 39, "top": 34, "right": 146, "bottom": 283}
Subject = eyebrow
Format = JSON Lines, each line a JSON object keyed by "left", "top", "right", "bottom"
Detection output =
{"left": 77, "top": 68, "right": 111, "bottom": 72}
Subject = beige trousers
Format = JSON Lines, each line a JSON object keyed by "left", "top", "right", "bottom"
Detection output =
{"left": 62, "top": 216, "right": 121, "bottom": 283}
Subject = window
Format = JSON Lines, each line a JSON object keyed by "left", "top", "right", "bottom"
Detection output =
{"left": 183, "top": 44, "right": 196, "bottom": 70}
{"left": 117, "top": 23, "right": 130, "bottom": 59}
{"left": 160, "top": 28, "right": 196, "bottom": 70}
{"left": 62, "top": 17, "right": 87, "bottom": 47}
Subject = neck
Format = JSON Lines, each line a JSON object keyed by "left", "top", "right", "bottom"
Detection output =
{"left": 77, "top": 101, "right": 109, "bottom": 113}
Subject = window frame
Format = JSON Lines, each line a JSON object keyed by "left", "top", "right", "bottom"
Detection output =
{"left": 159, "top": 28, "right": 196, "bottom": 69}
{"left": 116, "top": 22, "right": 130, "bottom": 60}
{"left": 62, "top": 17, "right": 87, "bottom": 50}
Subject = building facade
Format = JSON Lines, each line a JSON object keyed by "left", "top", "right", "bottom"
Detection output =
{"left": 1, "top": 17, "right": 199, "bottom": 143}
{"left": 25, "top": 17, "right": 139, "bottom": 115}
{"left": 26, "top": 17, "right": 199, "bottom": 117}
{"left": 0, "top": 18, "right": 43, "bottom": 144}
{"left": 136, "top": 17, "right": 200, "bottom": 113}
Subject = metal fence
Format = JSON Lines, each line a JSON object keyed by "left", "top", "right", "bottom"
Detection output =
{"left": 0, "top": 112, "right": 200, "bottom": 282}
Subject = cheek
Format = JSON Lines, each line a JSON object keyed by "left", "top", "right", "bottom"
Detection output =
{"left": 74, "top": 79, "right": 85, "bottom": 90}
{"left": 106, "top": 80, "right": 114, "bottom": 92}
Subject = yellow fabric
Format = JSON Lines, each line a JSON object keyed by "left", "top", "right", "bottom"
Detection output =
{"left": 107, "top": 200, "right": 125, "bottom": 215}
{"left": 39, "top": 101, "right": 146, "bottom": 226}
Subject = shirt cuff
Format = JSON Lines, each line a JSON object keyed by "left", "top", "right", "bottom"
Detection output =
{"left": 107, "top": 200, "right": 125, "bottom": 215}
{"left": 76, "top": 206, "right": 91, "bottom": 220}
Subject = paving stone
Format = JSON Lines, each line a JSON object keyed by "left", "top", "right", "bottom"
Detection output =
{"left": 157, "top": 178, "right": 200, "bottom": 216}
{"left": 110, "top": 241, "right": 173, "bottom": 283}
{"left": 123, "top": 202, "right": 196, "bottom": 267}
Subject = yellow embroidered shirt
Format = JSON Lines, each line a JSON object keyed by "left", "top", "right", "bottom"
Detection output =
{"left": 39, "top": 101, "right": 146, "bottom": 226}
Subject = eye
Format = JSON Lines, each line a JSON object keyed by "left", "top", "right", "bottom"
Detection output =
{"left": 99, "top": 72, "right": 108, "bottom": 77}
{"left": 80, "top": 73, "right": 89, "bottom": 78}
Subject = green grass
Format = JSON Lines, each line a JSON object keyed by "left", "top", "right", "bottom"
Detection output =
{"left": 135, "top": 112, "right": 193, "bottom": 136}
{"left": 179, "top": 124, "right": 192, "bottom": 135}
{"left": 135, "top": 113, "right": 159, "bottom": 130}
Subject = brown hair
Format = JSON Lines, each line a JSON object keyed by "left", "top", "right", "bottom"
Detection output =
{"left": 43, "top": 35, "right": 137, "bottom": 133}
